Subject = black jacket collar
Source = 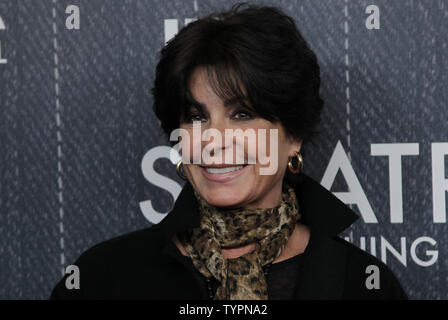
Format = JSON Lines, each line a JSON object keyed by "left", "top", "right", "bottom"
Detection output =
{"left": 156, "top": 172, "right": 360, "bottom": 299}
{"left": 156, "top": 172, "right": 359, "bottom": 242}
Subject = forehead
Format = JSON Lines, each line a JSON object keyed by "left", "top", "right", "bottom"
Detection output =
{"left": 188, "top": 68, "right": 219, "bottom": 101}
{"left": 188, "top": 66, "right": 249, "bottom": 110}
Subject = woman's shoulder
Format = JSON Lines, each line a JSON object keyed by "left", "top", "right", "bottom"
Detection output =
{"left": 331, "top": 237, "right": 408, "bottom": 299}
{"left": 49, "top": 225, "right": 167, "bottom": 299}
{"left": 74, "top": 225, "right": 165, "bottom": 263}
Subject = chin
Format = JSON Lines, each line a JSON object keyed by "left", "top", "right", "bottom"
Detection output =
{"left": 199, "top": 185, "right": 250, "bottom": 209}
{"left": 188, "top": 164, "right": 256, "bottom": 208}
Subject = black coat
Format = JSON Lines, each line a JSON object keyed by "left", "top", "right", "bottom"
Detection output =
{"left": 50, "top": 173, "right": 407, "bottom": 300}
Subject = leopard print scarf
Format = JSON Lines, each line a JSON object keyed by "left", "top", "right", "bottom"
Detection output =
{"left": 177, "top": 182, "right": 301, "bottom": 300}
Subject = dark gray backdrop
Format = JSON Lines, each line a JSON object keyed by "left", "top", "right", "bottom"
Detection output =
{"left": 0, "top": 0, "right": 447, "bottom": 299}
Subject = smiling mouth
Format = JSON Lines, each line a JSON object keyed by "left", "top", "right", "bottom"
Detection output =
{"left": 200, "top": 164, "right": 249, "bottom": 174}
{"left": 204, "top": 166, "right": 244, "bottom": 174}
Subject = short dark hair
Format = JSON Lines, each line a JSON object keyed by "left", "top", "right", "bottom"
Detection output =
{"left": 152, "top": 3, "right": 324, "bottom": 149}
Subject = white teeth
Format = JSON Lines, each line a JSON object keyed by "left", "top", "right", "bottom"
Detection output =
{"left": 205, "top": 165, "right": 245, "bottom": 174}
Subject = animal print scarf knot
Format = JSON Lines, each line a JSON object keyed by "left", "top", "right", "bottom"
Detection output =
{"left": 178, "top": 182, "right": 301, "bottom": 300}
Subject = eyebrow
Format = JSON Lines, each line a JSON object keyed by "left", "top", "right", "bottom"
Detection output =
{"left": 188, "top": 96, "right": 250, "bottom": 113}
{"left": 223, "top": 96, "right": 248, "bottom": 106}
{"left": 189, "top": 101, "right": 206, "bottom": 114}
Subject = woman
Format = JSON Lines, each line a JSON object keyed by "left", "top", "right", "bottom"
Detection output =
{"left": 51, "top": 4, "right": 407, "bottom": 300}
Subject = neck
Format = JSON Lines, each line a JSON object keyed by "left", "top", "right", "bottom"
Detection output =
{"left": 221, "top": 243, "right": 257, "bottom": 259}
{"left": 243, "top": 180, "right": 284, "bottom": 210}
{"left": 220, "top": 222, "right": 310, "bottom": 263}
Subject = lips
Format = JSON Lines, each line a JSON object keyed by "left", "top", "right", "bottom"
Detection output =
{"left": 200, "top": 163, "right": 248, "bottom": 168}
{"left": 199, "top": 164, "right": 250, "bottom": 182}
{"left": 203, "top": 165, "right": 245, "bottom": 174}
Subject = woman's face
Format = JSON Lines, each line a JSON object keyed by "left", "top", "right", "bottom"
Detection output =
{"left": 179, "top": 67, "right": 301, "bottom": 209}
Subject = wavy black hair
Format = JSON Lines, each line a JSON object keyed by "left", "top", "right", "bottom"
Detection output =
{"left": 152, "top": 3, "right": 324, "bottom": 150}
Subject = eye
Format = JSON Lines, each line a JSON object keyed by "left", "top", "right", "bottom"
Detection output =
{"left": 181, "top": 108, "right": 207, "bottom": 123}
{"left": 189, "top": 113, "right": 206, "bottom": 122}
{"left": 232, "top": 109, "right": 254, "bottom": 120}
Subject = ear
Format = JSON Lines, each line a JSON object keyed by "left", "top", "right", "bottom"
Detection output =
{"left": 288, "top": 138, "right": 303, "bottom": 155}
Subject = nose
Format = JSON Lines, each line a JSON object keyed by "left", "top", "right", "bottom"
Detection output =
{"left": 201, "top": 117, "right": 237, "bottom": 163}
{"left": 202, "top": 127, "right": 229, "bottom": 159}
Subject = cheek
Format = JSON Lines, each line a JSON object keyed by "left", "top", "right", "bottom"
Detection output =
{"left": 253, "top": 127, "right": 288, "bottom": 175}
{"left": 183, "top": 164, "right": 202, "bottom": 185}
{"left": 180, "top": 138, "right": 192, "bottom": 162}
{"left": 252, "top": 128, "right": 275, "bottom": 161}
{"left": 179, "top": 128, "right": 202, "bottom": 163}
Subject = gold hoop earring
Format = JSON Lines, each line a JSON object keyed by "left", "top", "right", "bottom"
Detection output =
{"left": 176, "top": 160, "right": 188, "bottom": 180}
{"left": 287, "top": 151, "right": 303, "bottom": 174}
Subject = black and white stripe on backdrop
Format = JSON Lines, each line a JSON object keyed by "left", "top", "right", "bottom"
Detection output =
{"left": 0, "top": 0, "right": 447, "bottom": 299}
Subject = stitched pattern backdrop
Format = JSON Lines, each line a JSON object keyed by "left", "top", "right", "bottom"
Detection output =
{"left": 0, "top": 0, "right": 447, "bottom": 299}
